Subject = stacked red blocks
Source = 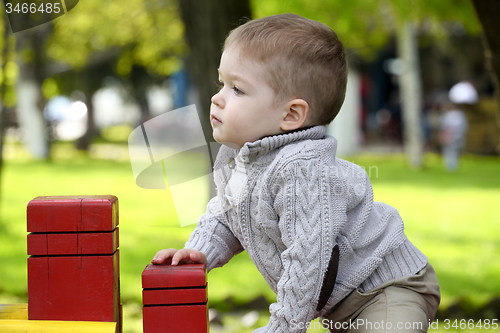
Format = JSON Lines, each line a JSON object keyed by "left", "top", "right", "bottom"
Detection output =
{"left": 27, "top": 196, "right": 120, "bottom": 328}
{"left": 142, "top": 264, "right": 208, "bottom": 333}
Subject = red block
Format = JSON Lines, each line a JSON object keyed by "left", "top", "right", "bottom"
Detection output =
{"left": 28, "top": 251, "right": 120, "bottom": 322}
{"left": 27, "top": 197, "right": 81, "bottom": 232}
{"left": 142, "top": 264, "right": 206, "bottom": 289}
{"left": 27, "top": 195, "right": 118, "bottom": 233}
{"left": 81, "top": 196, "right": 119, "bottom": 232}
{"left": 143, "top": 288, "right": 206, "bottom": 305}
{"left": 26, "top": 233, "right": 50, "bottom": 256}
{"left": 142, "top": 264, "right": 207, "bottom": 333}
{"left": 27, "top": 229, "right": 119, "bottom": 256}
{"left": 143, "top": 305, "right": 208, "bottom": 333}
{"left": 78, "top": 228, "right": 119, "bottom": 254}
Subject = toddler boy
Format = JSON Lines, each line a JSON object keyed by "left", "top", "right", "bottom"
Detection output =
{"left": 153, "top": 13, "right": 440, "bottom": 332}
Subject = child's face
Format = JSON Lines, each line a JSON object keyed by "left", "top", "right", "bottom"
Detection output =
{"left": 210, "top": 47, "right": 287, "bottom": 148}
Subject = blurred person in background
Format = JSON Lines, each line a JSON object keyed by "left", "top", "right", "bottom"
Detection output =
{"left": 439, "top": 81, "right": 475, "bottom": 171}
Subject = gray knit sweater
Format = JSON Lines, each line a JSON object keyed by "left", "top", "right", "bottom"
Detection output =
{"left": 184, "top": 125, "right": 427, "bottom": 332}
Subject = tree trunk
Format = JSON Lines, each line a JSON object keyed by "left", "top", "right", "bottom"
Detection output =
{"left": 397, "top": 22, "right": 424, "bottom": 168}
{"left": 15, "top": 42, "right": 49, "bottom": 158}
{"left": 328, "top": 69, "right": 361, "bottom": 156}
{"left": 76, "top": 69, "right": 98, "bottom": 151}
{"left": 0, "top": 12, "right": 11, "bottom": 207}
{"left": 470, "top": 0, "right": 500, "bottom": 153}
{"left": 15, "top": 23, "right": 52, "bottom": 159}
{"left": 178, "top": 0, "right": 252, "bottom": 199}
{"left": 178, "top": 0, "right": 252, "bottom": 143}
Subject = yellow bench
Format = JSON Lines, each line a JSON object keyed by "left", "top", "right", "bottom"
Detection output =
{"left": 0, "top": 304, "right": 117, "bottom": 332}
{"left": 0, "top": 304, "right": 28, "bottom": 320}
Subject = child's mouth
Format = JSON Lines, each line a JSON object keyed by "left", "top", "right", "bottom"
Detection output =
{"left": 211, "top": 114, "right": 222, "bottom": 124}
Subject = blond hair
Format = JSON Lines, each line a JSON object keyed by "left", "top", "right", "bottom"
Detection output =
{"left": 224, "top": 13, "right": 347, "bottom": 125}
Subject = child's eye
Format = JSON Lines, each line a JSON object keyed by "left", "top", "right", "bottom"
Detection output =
{"left": 214, "top": 80, "right": 223, "bottom": 91}
{"left": 232, "top": 86, "right": 244, "bottom": 95}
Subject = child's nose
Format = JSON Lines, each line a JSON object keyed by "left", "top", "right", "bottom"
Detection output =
{"left": 211, "top": 90, "right": 224, "bottom": 108}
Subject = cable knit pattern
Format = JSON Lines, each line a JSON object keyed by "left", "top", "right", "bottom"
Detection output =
{"left": 184, "top": 126, "right": 428, "bottom": 332}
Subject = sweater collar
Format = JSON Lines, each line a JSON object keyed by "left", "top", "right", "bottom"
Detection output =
{"left": 235, "top": 125, "right": 327, "bottom": 163}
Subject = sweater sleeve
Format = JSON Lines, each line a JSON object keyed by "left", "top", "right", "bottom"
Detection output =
{"left": 254, "top": 158, "right": 347, "bottom": 333}
{"left": 184, "top": 195, "right": 244, "bottom": 272}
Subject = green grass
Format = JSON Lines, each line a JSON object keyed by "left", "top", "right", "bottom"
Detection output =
{"left": 0, "top": 145, "right": 499, "bottom": 332}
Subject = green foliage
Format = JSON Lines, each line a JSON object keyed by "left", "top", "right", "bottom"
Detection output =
{"left": 100, "top": 125, "right": 134, "bottom": 143}
{"left": 0, "top": 13, "right": 18, "bottom": 107}
{"left": 46, "top": 0, "right": 186, "bottom": 76}
{"left": 251, "top": 0, "right": 480, "bottom": 54}
{"left": 41, "top": 77, "right": 60, "bottom": 99}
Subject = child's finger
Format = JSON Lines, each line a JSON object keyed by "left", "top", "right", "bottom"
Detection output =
{"left": 190, "top": 251, "right": 207, "bottom": 264}
{"left": 171, "top": 249, "right": 191, "bottom": 266}
{"left": 151, "top": 248, "right": 177, "bottom": 264}
{"left": 153, "top": 249, "right": 206, "bottom": 265}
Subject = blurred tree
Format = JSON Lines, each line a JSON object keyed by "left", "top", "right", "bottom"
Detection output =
{"left": 14, "top": 16, "right": 53, "bottom": 159}
{"left": 0, "top": 11, "right": 14, "bottom": 205}
{"left": 252, "top": 0, "right": 480, "bottom": 167}
{"left": 45, "top": 0, "right": 186, "bottom": 149}
{"left": 0, "top": 0, "right": 188, "bottom": 164}
{"left": 178, "top": 0, "right": 252, "bottom": 143}
{"left": 178, "top": 0, "right": 251, "bottom": 199}
{"left": 397, "top": 22, "right": 424, "bottom": 168}
{"left": 470, "top": 0, "right": 500, "bottom": 152}
{"left": 47, "top": 0, "right": 185, "bottom": 76}
{"left": 252, "top": 0, "right": 478, "bottom": 54}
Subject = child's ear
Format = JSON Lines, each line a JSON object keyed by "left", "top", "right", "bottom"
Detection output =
{"left": 280, "top": 99, "right": 309, "bottom": 131}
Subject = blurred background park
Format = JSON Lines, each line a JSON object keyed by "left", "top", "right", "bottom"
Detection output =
{"left": 0, "top": 0, "right": 499, "bottom": 332}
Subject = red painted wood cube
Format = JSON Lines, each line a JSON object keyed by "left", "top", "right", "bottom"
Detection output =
{"left": 27, "top": 228, "right": 119, "bottom": 256}
{"left": 28, "top": 251, "right": 120, "bottom": 322}
{"left": 27, "top": 195, "right": 118, "bottom": 233}
{"left": 142, "top": 264, "right": 206, "bottom": 289}
{"left": 143, "top": 304, "right": 208, "bottom": 333}
{"left": 26, "top": 195, "right": 120, "bottom": 329}
{"left": 142, "top": 264, "right": 208, "bottom": 333}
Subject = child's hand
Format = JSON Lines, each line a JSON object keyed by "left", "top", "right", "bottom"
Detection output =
{"left": 151, "top": 248, "right": 207, "bottom": 266}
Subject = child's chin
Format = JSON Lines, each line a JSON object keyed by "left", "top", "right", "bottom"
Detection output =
{"left": 212, "top": 131, "right": 223, "bottom": 143}
{"left": 216, "top": 139, "right": 240, "bottom": 149}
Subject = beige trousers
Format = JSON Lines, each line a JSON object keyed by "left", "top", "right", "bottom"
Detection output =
{"left": 322, "top": 263, "right": 441, "bottom": 333}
